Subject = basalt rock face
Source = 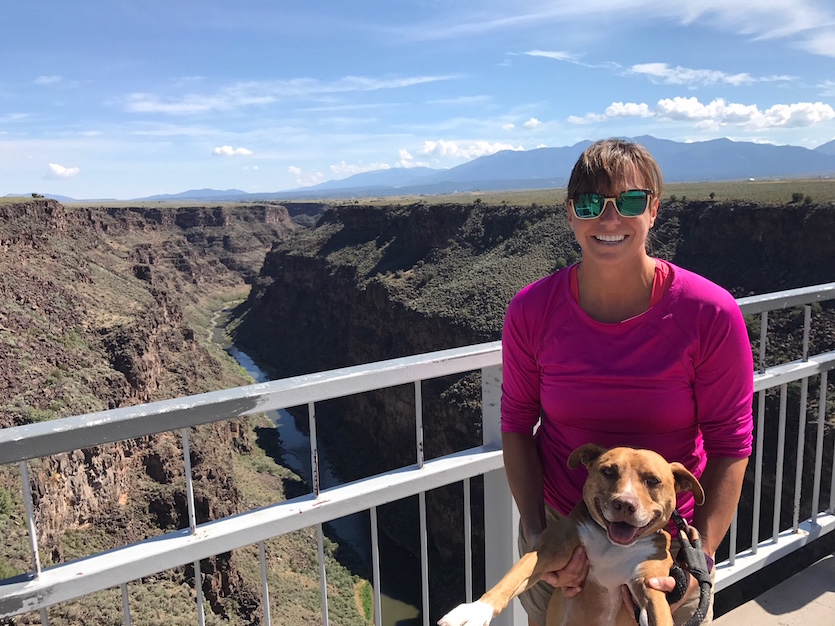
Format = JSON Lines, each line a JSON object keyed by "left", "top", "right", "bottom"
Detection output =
{"left": 234, "top": 199, "right": 835, "bottom": 619}
{"left": 0, "top": 199, "right": 298, "bottom": 624}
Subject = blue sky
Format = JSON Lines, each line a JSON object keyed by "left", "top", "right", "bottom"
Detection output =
{"left": 2, "top": 1, "right": 835, "bottom": 200}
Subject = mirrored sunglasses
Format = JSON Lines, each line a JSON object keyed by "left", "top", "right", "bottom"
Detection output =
{"left": 570, "top": 189, "right": 653, "bottom": 219}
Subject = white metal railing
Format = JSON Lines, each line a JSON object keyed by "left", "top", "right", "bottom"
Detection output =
{"left": 0, "top": 283, "right": 833, "bottom": 626}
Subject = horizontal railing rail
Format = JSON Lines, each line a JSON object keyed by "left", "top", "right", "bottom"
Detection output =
{"left": 0, "top": 282, "right": 833, "bottom": 626}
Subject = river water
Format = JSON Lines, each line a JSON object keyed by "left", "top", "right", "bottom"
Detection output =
{"left": 212, "top": 311, "right": 421, "bottom": 625}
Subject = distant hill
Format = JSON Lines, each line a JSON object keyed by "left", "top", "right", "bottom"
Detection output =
{"left": 18, "top": 136, "right": 835, "bottom": 203}
{"left": 815, "top": 139, "right": 835, "bottom": 155}
{"left": 135, "top": 188, "right": 249, "bottom": 202}
{"left": 259, "top": 136, "right": 835, "bottom": 200}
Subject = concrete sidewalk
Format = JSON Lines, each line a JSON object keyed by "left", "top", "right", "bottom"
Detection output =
{"left": 713, "top": 553, "right": 835, "bottom": 625}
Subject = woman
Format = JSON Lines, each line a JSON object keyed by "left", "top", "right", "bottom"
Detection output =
{"left": 500, "top": 139, "right": 753, "bottom": 626}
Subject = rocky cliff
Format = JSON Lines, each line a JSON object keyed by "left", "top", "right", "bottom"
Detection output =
{"left": 0, "top": 199, "right": 373, "bottom": 625}
{"left": 233, "top": 198, "right": 835, "bottom": 618}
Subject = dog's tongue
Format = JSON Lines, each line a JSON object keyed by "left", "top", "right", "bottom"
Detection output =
{"left": 608, "top": 521, "right": 641, "bottom": 545}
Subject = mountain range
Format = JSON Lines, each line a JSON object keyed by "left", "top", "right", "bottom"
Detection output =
{"left": 12, "top": 135, "right": 835, "bottom": 203}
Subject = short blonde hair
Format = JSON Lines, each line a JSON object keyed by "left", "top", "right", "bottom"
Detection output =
{"left": 566, "top": 139, "right": 664, "bottom": 200}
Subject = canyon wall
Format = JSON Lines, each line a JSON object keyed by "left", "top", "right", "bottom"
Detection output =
{"left": 233, "top": 199, "right": 835, "bottom": 618}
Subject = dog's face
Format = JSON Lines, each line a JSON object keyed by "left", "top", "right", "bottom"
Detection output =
{"left": 568, "top": 444, "right": 705, "bottom": 546}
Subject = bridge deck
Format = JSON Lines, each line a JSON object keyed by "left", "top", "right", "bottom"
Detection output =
{"left": 714, "top": 551, "right": 835, "bottom": 625}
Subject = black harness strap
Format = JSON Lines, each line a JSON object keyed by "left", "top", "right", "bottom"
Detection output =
{"left": 670, "top": 510, "right": 712, "bottom": 626}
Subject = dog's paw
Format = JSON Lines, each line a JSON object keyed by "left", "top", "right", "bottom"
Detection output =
{"left": 437, "top": 600, "right": 494, "bottom": 626}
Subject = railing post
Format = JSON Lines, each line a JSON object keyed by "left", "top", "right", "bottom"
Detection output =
{"left": 481, "top": 364, "right": 524, "bottom": 626}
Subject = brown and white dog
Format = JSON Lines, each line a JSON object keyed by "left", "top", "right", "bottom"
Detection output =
{"left": 438, "top": 444, "right": 705, "bottom": 626}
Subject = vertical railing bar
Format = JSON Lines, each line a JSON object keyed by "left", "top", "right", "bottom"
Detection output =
{"left": 370, "top": 506, "right": 383, "bottom": 626}
{"left": 415, "top": 380, "right": 425, "bottom": 469}
{"left": 793, "top": 377, "right": 809, "bottom": 532}
{"left": 758, "top": 310, "right": 768, "bottom": 373}
{"left": 464, "top": 478, "right": 473, "bottom": 603}
{"left": 802, "top": 305, "right": 811, "bottom": 361}
{"left": 772, "top": 384, "right": 788, "bottom": 542}
{"left": 39, "top": 608, "right": 49, "bottom": 625}
{"left": 811, "top": 371, "right": 827, "bottom": 524}
{"left": 419, "top": 491, "right": 429, "bottom": 626}
{"left": 182, "top": 428, "right": 204, "bottom": 626}
{"left": 728, "top": 510, "right": 738, "bottom": 567}
{"left": 310, "top": 398, "right": 328, "bottom": 625}
{"left": 195, "top": 560, "right": 206, "bottom": 626}
{"left": 317, "top": 524, "right": 330, "bottom": 626}
{"left": 19, "top": 461, "right": 42, "bottom": 576}
{"left": 259, "top": 541, "right": 272, "bottom": 626}
{"left": 309, "top": 401, "right": 321, "bottom": 496}
{"left": 181, "top": 428, "right": 197, "bottom": 533}
{"left": 121, "top": 583, "right": 132, "bottom": 626}
{"left": 751, "top": 390, "right": 766, "bottom": 552}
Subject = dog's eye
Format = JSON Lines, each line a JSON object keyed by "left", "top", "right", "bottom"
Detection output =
{"left": 645, "top": 476, "right": 661, "bottom": 486}
{"left": 601, "top": 466, "right": 617, "bottom": 478}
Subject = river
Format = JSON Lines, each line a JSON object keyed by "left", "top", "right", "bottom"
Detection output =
{"left": 212, "top": 310, "right": 421, "bottom": 625}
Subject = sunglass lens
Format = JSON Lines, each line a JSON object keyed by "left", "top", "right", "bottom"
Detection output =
{"left": 616, "top": 190, "right": 649, "bottom": 216}
{"left": 573, "top": 193, "right": 604, "bottom": 218}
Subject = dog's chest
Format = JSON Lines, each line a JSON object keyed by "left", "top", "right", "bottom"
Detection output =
{"left": 577, "top": 520, "right": 659, "bottom": 591}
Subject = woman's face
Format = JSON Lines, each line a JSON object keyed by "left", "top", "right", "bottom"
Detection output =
{"left": 566, "top": 167, "right": 659, "bottom": 268}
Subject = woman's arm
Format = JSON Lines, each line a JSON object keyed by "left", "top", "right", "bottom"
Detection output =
{"left": 502, "top": 431, "right": 546, "bottom": 542}
{"left": 692, "top": 456, "right": 748, "bottom": 558}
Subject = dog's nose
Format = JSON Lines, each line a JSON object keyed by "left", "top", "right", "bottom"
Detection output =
{"left": 612, "top": 495, "right": 638, "bottom": 514}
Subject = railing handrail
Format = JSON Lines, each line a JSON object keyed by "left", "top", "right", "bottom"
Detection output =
{"left": 2, "top": 281, "right": 834, "bottom": 466}
{"left": 0, "top": 341, "right": 503, "bottom": 465}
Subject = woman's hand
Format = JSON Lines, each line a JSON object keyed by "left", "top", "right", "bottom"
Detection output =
{"left": 618, "top": 562, "right": 699, "bottom": 615}
{"left": 541, "top": 545, "right": 589, "bottom": 598}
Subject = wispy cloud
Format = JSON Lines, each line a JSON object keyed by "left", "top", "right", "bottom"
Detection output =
{"left": 213, "top": 146, "right": 253, "bottom": 156}
{"left": 125, "top": 74, "right": 457, "bottom": 115}
{"left": 529, "top": 52, "right": 794, "bottom": 87}
{"left": 45, "top": 163, "right": 80, "bottom": 179}
{"left": 569, "top": 96, "right": 835, "bottom": 129}
{"left": 403, "top": 1, "right": 835, "bottom": 57}
{"left": 628, "top": 63, "right": 793, "bottom": 86}
{"left": 34, "top": 75, "right": 62, "bottom": 85}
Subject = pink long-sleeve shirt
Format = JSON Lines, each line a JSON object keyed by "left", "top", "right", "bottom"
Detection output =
{"left": 501, "top": 261, "right": 754, "bottom": 523}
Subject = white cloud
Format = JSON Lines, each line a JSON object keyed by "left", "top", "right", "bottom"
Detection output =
{"left": 34, "top": 75, "right": 62, "bottom": 85}
{"left": 45, "top": 163, "right": 80, "bottom": 179}
{"left": 523, "top": 117, "right": 541, "bottom": 129}
{"left": 397, "top": 149, "right": 429, "bottom": 168}
{"left": 213, "top": 145, "right": 253, "bottom": 156}
{"left": 569, "top": 96, "right": 835, "bottom": 130}
{"left": 502, "top": 123, "right": 515, "bottom": 131}
{"left": 287, "top": 166, "right": 302, "bottom": 175}
{"left": 605, "top": 102, "right": 654, "bottom": 118}
{"left": 420, "top": 139, "right": 523, "bottom": 159}
{"left": 656, "top": 97, "right": 835, "bottom": 128}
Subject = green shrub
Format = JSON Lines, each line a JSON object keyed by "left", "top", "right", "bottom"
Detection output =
{"left": 791, "top": 192, "right": 804, "bottom": 203}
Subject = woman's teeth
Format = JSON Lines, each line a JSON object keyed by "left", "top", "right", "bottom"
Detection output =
{"left": 594, "top": 234, "right": 626, "bottom": 242}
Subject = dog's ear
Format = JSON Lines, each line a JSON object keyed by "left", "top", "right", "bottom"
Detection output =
{"left": 567, "top": 443, "right": 607, "bottom": 469}
{"left": 670, "top": 463, "right": 706, "bottom": 506}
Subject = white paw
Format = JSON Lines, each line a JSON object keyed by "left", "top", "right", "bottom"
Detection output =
{"left": 437, "top": 600, "right": 495, "bottom": 626}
